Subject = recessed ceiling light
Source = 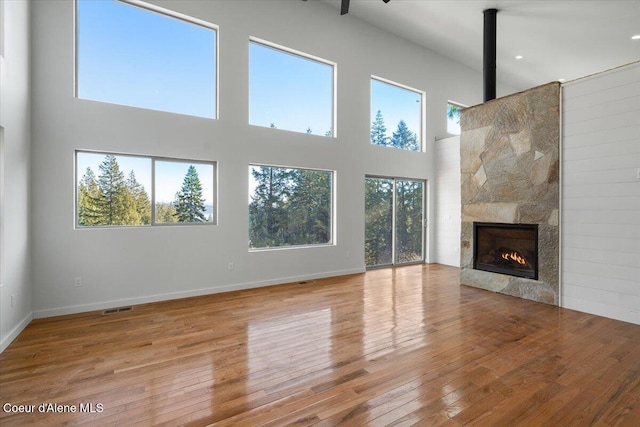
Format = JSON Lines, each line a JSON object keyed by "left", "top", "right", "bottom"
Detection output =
{"left": 558, "top": 78, "right": 566, "bottom": 82}
{"left": 632, "top": 34, "right": 640, "bottom": 40}
{"left": 515, "top": 55, "right": 523, "bottom": 59}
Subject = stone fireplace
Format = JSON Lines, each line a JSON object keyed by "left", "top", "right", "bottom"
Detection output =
{"left": 460, "top": 82, "right": 560, "bottom": 305}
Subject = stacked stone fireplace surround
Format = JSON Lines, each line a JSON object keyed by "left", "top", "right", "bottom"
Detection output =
{"left": 460, "top": 82, "right": 560, "bottom": 305}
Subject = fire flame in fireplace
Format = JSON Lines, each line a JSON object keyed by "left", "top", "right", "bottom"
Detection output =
{"left": 501, "top": 251, "right": 527, "bottom": 265}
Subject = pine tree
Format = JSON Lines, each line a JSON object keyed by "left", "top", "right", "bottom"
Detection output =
{"left": 370, "top": 110, "right": 388, "bottom": 146}
{"left": 78, "top": 167, "right": 100, "bottom": 226}
{"left": 93, "top": 155, "right": 139, "bottom": 225}
{"left": 364, "top": 178, "right": 393, "bottom": 266}
{"left": 174, "top": 165, "right": 207, "bottom": 222}
{"left": 287, "top": 170, "right": 331, "bottom": 245}
{"left": 249, "top": 166, "right": 294, "bottom": 248}
{"left": 155, "top": 202, "right": 178, "bottom": 223}
{"left": 126, "top": 171, "right": 151, "bottom": 225}
{"left": 391, "top": 120, "right": 419, "bottom": 151}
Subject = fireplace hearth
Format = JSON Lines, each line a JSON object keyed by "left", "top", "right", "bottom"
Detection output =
{"left": 473, "top": 222, "right": 538, "bottom": 280}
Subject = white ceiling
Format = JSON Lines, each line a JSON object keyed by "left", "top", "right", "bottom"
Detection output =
{"left": 321, "top": 0, "right": 640, "bottom": 92}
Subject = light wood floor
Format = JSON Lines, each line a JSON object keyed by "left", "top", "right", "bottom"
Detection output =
{"left": 1, "top": 264, "right": 639, "bottom": 426}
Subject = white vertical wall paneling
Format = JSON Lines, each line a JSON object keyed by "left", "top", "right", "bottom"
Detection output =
{"left": 561, "top": 62, "right": 640, "bottom": 325}
{"left": 433, "top": 136, "right": 461, "bottom": 267}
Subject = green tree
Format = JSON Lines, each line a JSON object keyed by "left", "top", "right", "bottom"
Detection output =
{"left": 287, "top": 169, "right": 331, "bottom": 245}
{"left": 447, "top": 104, "right": 461, "bottom": 122}
{"left": 174, "top": 165, "right": 207, "bottom": 222}
{"left": 364, "top": 178, "right": 393, "bottom": 266}
{"left": 249, "top": 166, "right": 294, "bottom": 248}
{"left": 155, "top": 202, "right": 178, "bottom": 223}
{"left": 370, "top": 110, "right": 388, "bottom": 146}
{"left": 91, "top": 155, "right": 140, "bottom": 225}
{"left": 391, "top": 120, "right": 419, "bottom": 151}
{"left": 395, "top": 180, "right": 423, "bottom": 263}
{"left": 126, "top": 171, "right": 151, "bottom": 225}
{"left": 78, "top": 167, "right": 100, "bottom": 226}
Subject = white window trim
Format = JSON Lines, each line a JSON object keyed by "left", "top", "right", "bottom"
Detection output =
{"left": 248, "top": 163, "right": 336, "bottom": 251}
{"left": 249, "top": 37, "right": 337, "bottom": 138}
{"left": 75, "top": 150, "right": 218, "bottom": 229}
{"left": 371, "top": 75, "right": 426, "bottom": 152}
{"left": 74, "top": 0, "right": 220, "bottom": 119}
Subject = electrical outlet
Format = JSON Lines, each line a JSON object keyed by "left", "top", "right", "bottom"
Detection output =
{"left": 228, "top": 262, "right": 234, "bottom": 271}
{"left": 74, "top": 277, "right": 82, "bottom": 287}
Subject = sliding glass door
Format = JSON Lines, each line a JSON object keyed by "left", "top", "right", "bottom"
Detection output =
{"left": 365, "top": 177, "right": 425, "bottom": 268}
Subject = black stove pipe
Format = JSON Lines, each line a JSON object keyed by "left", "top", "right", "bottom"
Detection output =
{"left": 483, "top": 9, "right": 498, "bottom": 102}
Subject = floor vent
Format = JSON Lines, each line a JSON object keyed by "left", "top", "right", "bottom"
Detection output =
{"left": 102, "top": 306, "right": 132, "bottom": 315}
{"left": 298, "top": 280, "right": 316, "bottom": 285}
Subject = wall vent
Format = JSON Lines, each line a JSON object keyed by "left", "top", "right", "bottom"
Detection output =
{"left": 102, "top": 306, "right": 132, "bottom": 315}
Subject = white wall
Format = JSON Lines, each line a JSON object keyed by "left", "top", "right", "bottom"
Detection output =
{"left": 29, "top": 0, "right": 493, "bottom": 318}
{"left": 0, "top": 0, "right": 32, "bottom": 352}
{"left": 561, "top": 62, "right": 640, "bottom": 325}
{"left": 433, "top": 136, "right": 461, "bottom": 267}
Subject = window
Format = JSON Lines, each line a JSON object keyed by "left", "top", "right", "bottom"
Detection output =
{"left": 76, "top": 151, "right": 215, "bottom": 227}
{"left": 370, "top": 77, "right": 423, "bottom": 151}
{"left": 76, "top": 0, "right": 217, "bottom": 118}
{"left": 447, "top": 102, "right": 465, "bottom": 135}
{"left": 249, "top": 165, "right": 333, "bottom": 249}
{"left": 249, "top": 39, "right": 335, "bottom": 137}
{"left": 155, "top": 160, "right": 215, "bottom": 224}
{"left": 365, "top": 177, "right": 425, "bottom": 267}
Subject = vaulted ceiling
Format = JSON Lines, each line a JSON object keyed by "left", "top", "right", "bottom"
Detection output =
{"left": 322, "top": 0, "right": 640, "bottom": 92}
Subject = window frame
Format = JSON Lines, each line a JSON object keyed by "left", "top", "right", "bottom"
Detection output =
{"left": 248, "top": 37, "right": 337, "bottom": 138}
{"left": 74, "top": 0, "right": 220, "bottom": 119}
{"left": 75, "top": 150, "right": 217, "bottom": 229}
{"left": 364, "top": 175, "right": 426, "bottom": 269}
{"left": 370, "top": 76, "right": 426, "bottom": 152}
{"left": 248, "top": 163, "right": 336, "bottom": 251}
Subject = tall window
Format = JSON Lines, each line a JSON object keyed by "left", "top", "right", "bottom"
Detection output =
{"left": 249, "top": 39, "right": 335, "bottom": 137}
{"left": 447, "top": 102, "right": 464, "bottom": 135}
{"left": 76, "top": 0, "right": 217, "bottom": 118}
{"left": 365, "top": 177, "right": 424, "bottom": 267}
{"left": 249, "top": 165, "right": 333, "bottom": 249}
{"left": 76, "top": 151, "right": 215, "bottom": 227}
{"left": 370, "top": 77, "right": 423, "bottom": 151}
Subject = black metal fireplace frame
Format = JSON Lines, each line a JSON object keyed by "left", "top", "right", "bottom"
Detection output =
{"left": 473, "top": 222, "right": 539, "bottom": 280}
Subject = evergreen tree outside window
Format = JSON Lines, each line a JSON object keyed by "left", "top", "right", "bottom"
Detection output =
{"left": 370, "top": 77, "right": 424, "bottom": 152}
{"left": 365, "top": 176, "right": 425, "bottom": 267}
{"left": 447, "top": 102, "right": 465, "bottom": 135}
{"left": 249, "top": 165, "right": 333, "bottom": 249}
{"left": 76, "top": 151, "right": 215, "bottom": 227}
{"left": 155, "top": 160, "right": 215, "bottom": 224}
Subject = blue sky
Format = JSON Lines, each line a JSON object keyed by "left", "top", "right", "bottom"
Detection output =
{"left": 77, "top": 0, "right": 216, "bottom": 118}
{"left": 370, "top": 79, "right": 422, "bottom": 144}
{"left": 249, "top": 41, "right": 334, "bottom": 136}
{"left": 77, "top": 0, "right": 425, "bottom": 141}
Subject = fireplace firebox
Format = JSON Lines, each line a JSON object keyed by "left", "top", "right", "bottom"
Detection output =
{"left": 473, "top": 222, "right": 538, "bottom": 280}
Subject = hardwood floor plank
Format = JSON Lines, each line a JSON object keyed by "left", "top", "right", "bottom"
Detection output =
{"left": 1, "top": 264, "right": 639, "bottom": 426}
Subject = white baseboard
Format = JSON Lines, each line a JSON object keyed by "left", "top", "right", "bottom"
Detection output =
{"left": 33, "top": 268, "right": 365, "bottom": 319}
{"left": 1, "top": 312, "right": 33, "bottom": 353}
